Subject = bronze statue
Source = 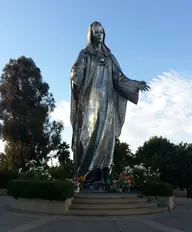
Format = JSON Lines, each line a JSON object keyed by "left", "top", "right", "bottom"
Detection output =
{"left": 70, "top": 22, "right": 150, "bottom": 179}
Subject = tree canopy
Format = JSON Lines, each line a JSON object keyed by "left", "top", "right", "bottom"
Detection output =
{"left": 135, "top": 136, "right": 175, "bottom": 169}
{"left": 113, "top": 138, "right": 136, "bottom": 174}
{"left": 0, "top": 56, "right": 64, "bottom": 170}
{"left": 135, "top": 136, "right": 192, "bottom": 188}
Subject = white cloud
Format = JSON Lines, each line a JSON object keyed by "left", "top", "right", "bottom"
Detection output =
{"left": 51, "top": 100, "right": 71, "bottom": 127}
{"left": 53, "top": 71, "right": 192, "bottom": 153}
{"left": 120, "top": 71, "right": 192, "bottom": 151}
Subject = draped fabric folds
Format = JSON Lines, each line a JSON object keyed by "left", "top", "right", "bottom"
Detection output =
{"left": 70, "top": 49, "right": 139, "bottom": 176}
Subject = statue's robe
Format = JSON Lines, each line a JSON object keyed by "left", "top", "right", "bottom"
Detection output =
{"left": 70, "top": 48, "right": 139, "bottom": 176}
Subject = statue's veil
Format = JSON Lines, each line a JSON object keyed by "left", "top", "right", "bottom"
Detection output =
{"left": 86, "top": 21, "right": 110, "bottom": 55}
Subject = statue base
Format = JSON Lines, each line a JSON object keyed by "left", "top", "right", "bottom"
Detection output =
{"left": 82, "top": 167, "right": 112, "bottom": 193}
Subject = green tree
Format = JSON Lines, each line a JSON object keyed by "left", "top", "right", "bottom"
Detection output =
{"left": 169, "top": 142, "right": 192, "bottom": 188}
{"left": 49, "top": 141, "right": 74, "bottom": 179}
{"left": 54, "top": 141, "right": 71, "bottom": 166}
{"left": 0, "top": 152, "right": 11, "bottom": 171}
{"left": 0, "top": 56, "right": 63, "bottom": 170}
{"left": 113, "top": 138, "right": 135, "bottom": 174}
{"left": 53, "top": 141, "right": 74, "bottom": 178}
{"left": 135, "top": 136, "right": 175, "bottom": 170}
{"left": 135, "top": 136, "right": 192, "bottom": 188}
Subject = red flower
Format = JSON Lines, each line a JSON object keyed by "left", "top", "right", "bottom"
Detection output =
{"left": 75, "top": 176, "right": 80, "bottom": 182}
{"left": 127, "top": 175, "right": 135, "bottom": 184}
{"left": 121, "top": 172, "right": 126, "bottom": 180}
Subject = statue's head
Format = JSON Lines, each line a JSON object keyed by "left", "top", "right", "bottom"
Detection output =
{"left": 87, "top": 21, "right": 104, "bottom": 45}
{"left": 86, "top": 21, "right": 110, "bottom": 54}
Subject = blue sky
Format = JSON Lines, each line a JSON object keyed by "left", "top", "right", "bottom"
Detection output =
{"left": 0, "top": 0, "right": 192, "bottom": 152}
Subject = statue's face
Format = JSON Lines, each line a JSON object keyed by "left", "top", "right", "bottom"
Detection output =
{"left": 92, "top": 25, "right": 104, "bottom": 44}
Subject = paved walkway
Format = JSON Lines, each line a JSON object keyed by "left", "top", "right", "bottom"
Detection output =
{"left": 1, "top": 196, "right": 192, "bottom": 232}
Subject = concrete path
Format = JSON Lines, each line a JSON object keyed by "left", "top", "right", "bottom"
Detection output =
{"left": 1, "top": 196, "right": 192, "bottom": 232}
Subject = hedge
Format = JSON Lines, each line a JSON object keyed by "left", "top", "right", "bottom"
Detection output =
{"left": 142, "top": 180, "right": 173, "bottom": 197}
{"left": 0, "top": 171, "right": 18, "bottom": 188}
{"left": 7, "top": 180, "right": 74, "bottom": 201}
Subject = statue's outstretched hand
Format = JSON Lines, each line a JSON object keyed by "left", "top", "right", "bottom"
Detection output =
{"left": 138, "top": 81, "right": 150, "bottom": 92}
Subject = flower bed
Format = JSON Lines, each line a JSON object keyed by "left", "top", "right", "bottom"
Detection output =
{"left": 124, "top": 164, "right": 160, "bottom": 187}
{"left": 111, "top": 163, "right": 161, "bottom": 193}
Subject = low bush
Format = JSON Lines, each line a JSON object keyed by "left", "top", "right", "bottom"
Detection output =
{"left": 0, "top": 171, "right": 18, "bottom": 188}
{"left": 7, "top": 180, "right": 74, "bottom": 200}
{"left": 142, "top": 180, "right": 173, "bottom": 197}
{"left": 124, "top": 164, "right": 160, "bottom": 187}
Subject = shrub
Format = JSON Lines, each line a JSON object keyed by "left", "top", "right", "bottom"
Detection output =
{"left": 7, "top": 180, "right": 74, "bottom": 200}
{"left": 49, "top": 166, "right": 73, "bottom": 180}
{"left": 124, "top": 163, "right": 160, "bottom": 187}
{"left": 19, "top": 166, "right": 53, "bottom": 181}
{"left": 0, "top": 171, "right": 18, "bottom": 188}
{"left": 19, "top": 160, "right": 53, "bottom": 181}
{"left": 142, "top": 180, "right": 173, "bottom": 196}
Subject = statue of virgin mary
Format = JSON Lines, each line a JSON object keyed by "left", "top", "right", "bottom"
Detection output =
{"left": 70, "top": 21, "right": 149, "bottom": 179}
